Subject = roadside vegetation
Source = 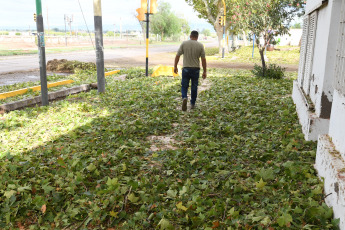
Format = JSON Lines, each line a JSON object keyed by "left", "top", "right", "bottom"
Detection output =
{"left": 206, "top": 46, "right": 300, "bottom": 65}
{"left": 0, "top": 69, "right": 338, "bottom": 229}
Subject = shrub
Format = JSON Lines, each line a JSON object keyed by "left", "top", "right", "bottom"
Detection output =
{"left": 252, "top": 64, "right": 286, "bottom": 79}
{"left": 205, "top": 47, "right": 219, "bottom": 56}
{"left": 15, "top": 32, "right": 21, "bottom": 36}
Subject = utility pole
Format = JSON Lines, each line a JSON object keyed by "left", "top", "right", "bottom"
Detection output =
{"left": 120, "top": 17, "right": 122, "bottom": 39}
{"left": 136, "top": 0, "right": 157, "bottom": 77}
{"left": 69, "top": 15, "right": 73, "bottom": 36}
{"left": 64, "top": 15, "right": 67, "bottom": 46}
{"left": 93, "top": 0, "right": 106, "bottom": 93}
{"left": 35, "top": 0, "right": 49, "bottom": 106}
{"left": 145, "top": 5, "right": 150, "bottom": 77}
{"left": 222, "top": 0, "right": 226, "bottom": 58}
{"left": 113, "top": 23, "right": 116, "bottom": 40}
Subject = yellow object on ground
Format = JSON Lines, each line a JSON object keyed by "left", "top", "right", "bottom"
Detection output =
{"left": 151, "top": 65, "right": 180, "bottom": 77}
{"left": 105, "top": 70, "right": 120, "bottom": 76}
{"left": 0, "top": 80, "right": 75, "bottom": 100}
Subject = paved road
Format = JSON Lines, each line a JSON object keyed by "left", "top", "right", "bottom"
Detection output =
{"left": 0, "top": 45, "right": 178, "bottom": 74}
{"left": 0, "top": 42, "right": 218, "bottom": 74}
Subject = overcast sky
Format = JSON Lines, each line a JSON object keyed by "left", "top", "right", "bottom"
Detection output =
{"left": 0, "top": 0, "right": 213, "bottom": 31}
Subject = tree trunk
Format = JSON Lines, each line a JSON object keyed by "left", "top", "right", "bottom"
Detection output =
{"left": 140, "top": 22, "right": 146, "bottom": 42}
{"left": 243, "top": 31, "right": 248, "bottom": 46}
{"left": 259, "top": 48, "right": 266, "bottom": 77}
{"left": 215, "top": 22, "right": 228, "bottom": 55}
{"left": 232, "top": 35, "right": 239, "bottom": 50}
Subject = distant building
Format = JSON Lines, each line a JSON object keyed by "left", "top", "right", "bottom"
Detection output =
{"left": 293, "top": 0, "right": 345, "bottom": 229}
{"left": 276, "top": 29, "right": 302, "bottom": 46}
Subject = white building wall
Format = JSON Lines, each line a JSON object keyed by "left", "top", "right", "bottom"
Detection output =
{"left": 276, "top": 29, "right": 302, "bottom": 46}
{"left": 310, "top": 0, "right": 343, "bottom": 118}
{"left": 329, "top": 91, "right": 345, "bottom": 160}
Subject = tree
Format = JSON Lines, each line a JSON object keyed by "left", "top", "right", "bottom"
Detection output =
{"left": 202, "top": 28, "right": 211, "bottom": 37}
{"left": 242, "top": 0, "right": 305, "bottom": 76}
{"left": 291, "top": 23, "right": 302, "bottom": 29}
{"left": 180, "top": 18, "right": 191, "bottom": 36}
{"left": 185, "top": 0, "right": 245, "bottom": 54}
{"left": 150, "top": 2, "right": 188, "bottom": 40}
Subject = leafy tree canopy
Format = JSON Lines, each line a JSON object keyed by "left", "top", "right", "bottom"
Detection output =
{"left": 150, "top": 2, "right": 190, "bottom": 39}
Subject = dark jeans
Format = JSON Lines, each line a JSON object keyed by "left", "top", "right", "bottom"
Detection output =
{"left": 181, "top": 68, "right": 200, "bottom": 105}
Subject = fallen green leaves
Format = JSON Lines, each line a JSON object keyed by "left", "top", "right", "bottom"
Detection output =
{"left": 0, "top": 69, "right": 338, "bottom": 229}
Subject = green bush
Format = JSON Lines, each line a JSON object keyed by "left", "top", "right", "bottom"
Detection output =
{"left": 0, "top": 31, "right": 9, "bottom": 35}
{"left": 15, "top": 32, "right": 21, "bottom": 36}
{"left": 205, "top": 47, "right": 219, "bottom": 56}
{"left": 252, "top": 64, "right": 286, "bottom": 79}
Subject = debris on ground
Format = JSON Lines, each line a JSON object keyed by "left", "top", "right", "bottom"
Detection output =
{"left": 47, "top": 59, "right": 96, "bottom": 73}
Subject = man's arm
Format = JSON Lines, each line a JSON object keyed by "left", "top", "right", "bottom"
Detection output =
{"left": 174, "top": 55, "right": 180, "bottom": 74}
{"left": 201, "top": 57, "right": 207, "bottom": 79}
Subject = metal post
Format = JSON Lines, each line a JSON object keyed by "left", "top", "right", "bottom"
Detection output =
{"left": 93, "top": 0, "right": 106, "bottom": 93}
{"left": 35, "top": 0, "right": 49, "bottom": 106}
{"left": 252, "top": 34, "right": 255, "bottom": 58}
{"left": 146, "top": 12, "right": 149, "bottom": 77}
{"left": 222, "top": 0, "right": 226, "bottom": 58}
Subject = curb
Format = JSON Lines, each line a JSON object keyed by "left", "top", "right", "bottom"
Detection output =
{"left": 0, "top": 84, "right": 93, "bottom": 113}
{"left": 0, "top": 80, "right": 75, "bottom": 100}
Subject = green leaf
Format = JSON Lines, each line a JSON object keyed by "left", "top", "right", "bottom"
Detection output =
{"left": 86, "top": 163, "right": 97, "bottom": 171}
{"left": 167, "top": 189, "right": 177, "bottom": 198}
{"left": 4, "top": 190, "right": 16, "bottom": 199}
{"left": 107, "top": 177, "right": 119, "bottom": 188}
{"left": 17, "top": 185, "right": 31, "bottom": 192}
{"left": 128, "top": 193, "right": 140, "bottom": 203}
{"left": 158, "top": 218, "right": 171, "bottom": 229}
{"left": 176, "top": 202, "right": 188, "bottom": 211}
{"left": 277, "top": 213, "right": 292, "bottom": 227}
{"left": 255, "top": 178, "right": 267, "bottom": 189}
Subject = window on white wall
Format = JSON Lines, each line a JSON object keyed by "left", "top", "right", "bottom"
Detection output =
{"left": 303, "top": 11, "right": 318, "bottom": 95}
{"left": 298, "top": 16, "right": 309, "bottom": 86}
{"left": 297, "top": 11, "right": 318, "bottom": 96}
{"left": 334, "top": 0, "right": 345, "bottom": 95}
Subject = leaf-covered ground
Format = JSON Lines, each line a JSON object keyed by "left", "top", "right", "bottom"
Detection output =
{"left": 0, "top": 69, "right": 338, "bottom": 229}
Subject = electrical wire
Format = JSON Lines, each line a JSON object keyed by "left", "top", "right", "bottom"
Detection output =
{"left": 77, "top": 0, "right": 95, "bottom": 51}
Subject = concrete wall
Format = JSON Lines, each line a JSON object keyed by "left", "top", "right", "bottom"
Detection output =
{"left": 310, "top": 0, "right": 342, "bottom": 119}
{"left": 329, "top": 90, "right": 345, "bottom": 160}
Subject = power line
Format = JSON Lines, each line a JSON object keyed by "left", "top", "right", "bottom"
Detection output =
{"left": 77, "top": 0, "right": 95, "bottom": 51}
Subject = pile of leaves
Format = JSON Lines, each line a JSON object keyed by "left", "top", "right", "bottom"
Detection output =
{"left": 46, "top": 59, "right": 96, "bottom": 73}
{"left": 0, "top": 69, "right": 338, "bottom": 229}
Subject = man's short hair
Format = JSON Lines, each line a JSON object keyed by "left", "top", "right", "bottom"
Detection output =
{"left": 190, "top": 30, "right": 199, "bottom": 38}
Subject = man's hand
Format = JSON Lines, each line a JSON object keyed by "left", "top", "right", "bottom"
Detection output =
{"left": 174, "top": 67, "right": 178, "bottom": 74}
{"left": 202, "top": 71, "right": 207, "bottom": 79}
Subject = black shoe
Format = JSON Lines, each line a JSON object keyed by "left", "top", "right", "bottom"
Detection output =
{"left": 182, "top": 98, "right": 187, "bottom": 111}
{"left": 191, "top": 104, "right": 196, "bottom": 109}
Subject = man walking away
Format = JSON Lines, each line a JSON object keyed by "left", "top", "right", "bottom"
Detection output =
{"left": 174, "top": 30, "right": 207, "bottom": 111}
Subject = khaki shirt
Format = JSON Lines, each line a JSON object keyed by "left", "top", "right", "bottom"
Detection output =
{"left": 177, "top": 40, "right": 206, "bottom": 68}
